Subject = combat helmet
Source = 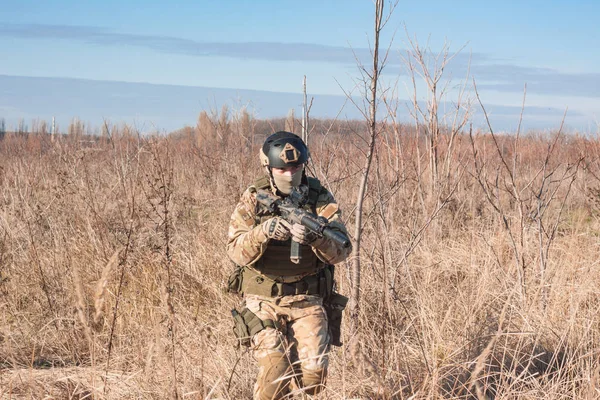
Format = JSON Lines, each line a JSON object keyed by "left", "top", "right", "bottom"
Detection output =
{"left": 259, "top": 131, "right": 309, "bottom": 195}
{"left": 259, "top": 131, "right": 309, "bottom": 169}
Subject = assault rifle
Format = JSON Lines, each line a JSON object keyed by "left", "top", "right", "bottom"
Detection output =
{"left": 256, "top": 186, "right": 351, "bottom": 264}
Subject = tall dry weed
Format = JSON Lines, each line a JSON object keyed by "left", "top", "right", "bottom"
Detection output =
{"left": 0, "top": 120, "right": 600, "bottom": 399}
{"left": 93, "top": 248, "right": 121, "bottom": 330}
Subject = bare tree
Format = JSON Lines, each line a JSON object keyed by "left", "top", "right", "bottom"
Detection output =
{"left": 470, "top": 82, "right": 579, "bottom": 306}
{"left": 301, "top": 75, "right": 314, "bottom": 145}
{"left": 403, "top": 37, "right": 470, "bottom": 200}
{"left": 17, "top": 118, "right": 28, "bottom": 136}
{"left": 285, "top": 108, "right": 295, "bottom": 132}
{"left": 340, "top": 2, "right": 398, "bottom": 376}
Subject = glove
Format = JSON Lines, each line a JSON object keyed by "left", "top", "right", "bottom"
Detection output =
{"left": 261, "top": 217, "right": 291, "bottom": 241}
{"left": 290, "top": 223, "right": 319, "bottom": 245}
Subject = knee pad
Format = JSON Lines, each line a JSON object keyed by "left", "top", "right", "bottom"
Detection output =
{"left": 301, "top": 367, "right": 327, "bottom": 395}
{"left": 255, "top": 352, "right": 292, "bottom": 400}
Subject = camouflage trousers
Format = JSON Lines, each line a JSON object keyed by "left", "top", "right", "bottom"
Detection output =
{"left": 245, "top": 294, "right": 330, "bottom": 400}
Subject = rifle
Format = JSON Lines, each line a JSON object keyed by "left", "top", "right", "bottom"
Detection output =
{"left": 256, "top": 186, "right": 351, "bottom": 264}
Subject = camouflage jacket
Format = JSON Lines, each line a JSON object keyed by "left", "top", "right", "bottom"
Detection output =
{"left": 227, "top": 180, "right": 351, "bottom": 270}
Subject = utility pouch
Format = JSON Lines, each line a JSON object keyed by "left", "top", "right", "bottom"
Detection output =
{"left": 324, "top": 292, "right": 348, "bottom": 347}
{"left": 227, "top": 264, "right": 244, "bottom": 295}
{"left": 231, "top": 307, "right": 277, "bottom": 348}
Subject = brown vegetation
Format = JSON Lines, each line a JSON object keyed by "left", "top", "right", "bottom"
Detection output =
{"left": 1, "top": 114, "right": 599, "bottom": 399}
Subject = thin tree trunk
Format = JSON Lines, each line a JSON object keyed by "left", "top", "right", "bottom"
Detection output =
{"left": 349, "top": 0, "right": 384, "bottom": 333}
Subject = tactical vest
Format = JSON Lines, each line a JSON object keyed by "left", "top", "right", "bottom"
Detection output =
{"left": 229, "top": 176, "right": 348, "bottom": 346}
{"left": 248, "top": 175, "right": 328, "bottom": 282}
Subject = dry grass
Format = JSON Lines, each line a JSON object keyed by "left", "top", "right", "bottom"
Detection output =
{"left": 1, "top": 119, "right": 600, "bottom": 399}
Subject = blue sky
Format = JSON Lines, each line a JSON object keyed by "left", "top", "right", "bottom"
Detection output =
{"left": 1, "top": 0, "right": 599, "bottom": 133}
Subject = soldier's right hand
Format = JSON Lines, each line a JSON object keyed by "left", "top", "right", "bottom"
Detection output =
{"left": 261, "top": 217, "right": 291, "bottom": 241}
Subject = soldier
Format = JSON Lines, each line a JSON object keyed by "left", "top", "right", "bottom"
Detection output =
{"left": 227, "top": 131, "right": 352, "bottom": 399}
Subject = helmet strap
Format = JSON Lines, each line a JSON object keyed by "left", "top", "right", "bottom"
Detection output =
{"left": 265, "top": 166, "right": 279, "bottom": 195}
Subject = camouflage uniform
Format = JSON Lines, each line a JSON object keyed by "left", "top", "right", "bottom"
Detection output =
{"left": 227, "top": 181, "right": 351, "bottom": 400}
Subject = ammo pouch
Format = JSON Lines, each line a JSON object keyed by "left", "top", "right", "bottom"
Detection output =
{"left": 242, "top": 266, "right": 332, "bottom": 298}
{"left": 229, "top": 263, "right": 328, "bottom": 297}
{"left": 229, "top": 264, "right": 348, "bottom": 347}
{"left": 324, "top": 292, "right": 348, "bottom": 347}
{"left": 231, "top": 307, "right": 277, "bottom": 347}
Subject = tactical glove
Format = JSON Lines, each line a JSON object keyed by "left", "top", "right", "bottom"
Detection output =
{"left": 290, "top": 223, "right": 319, "bottom": 245}
{"left": 261, "top": 217, "right": 291, "bottom": 241}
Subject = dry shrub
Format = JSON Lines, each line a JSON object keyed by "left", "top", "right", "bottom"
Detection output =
{"left": 0, "top": 119, "right": 599, "bottom": 399}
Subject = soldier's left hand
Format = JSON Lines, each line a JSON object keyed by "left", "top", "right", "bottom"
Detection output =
{"left": 290, "top": 223, "right": 319, "bottom": 245}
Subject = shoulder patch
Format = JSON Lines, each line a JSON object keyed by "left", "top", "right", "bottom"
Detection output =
{"left": 319, "top": 203, "right": 339, "bottom": 220}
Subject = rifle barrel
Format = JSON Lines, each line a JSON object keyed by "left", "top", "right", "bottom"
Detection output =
{"left": 322, "top": 227, "right": 351, "bottom": 248}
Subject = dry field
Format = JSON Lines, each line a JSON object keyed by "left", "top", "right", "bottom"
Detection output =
{"left": 1, "top": 117, "right": 600, "bottom": 399}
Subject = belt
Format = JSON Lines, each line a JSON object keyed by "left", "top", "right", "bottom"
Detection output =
{"left": 242, "top": 267, "right": 331, "bottom": 298}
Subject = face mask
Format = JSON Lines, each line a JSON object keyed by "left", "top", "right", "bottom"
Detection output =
{"left": 273, "top": 168, "right": 303, "bottom": 195}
